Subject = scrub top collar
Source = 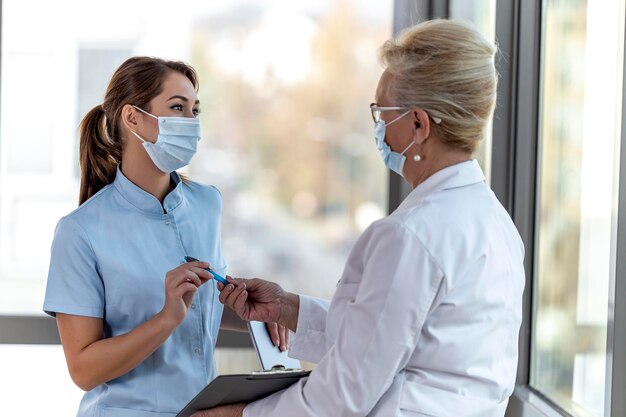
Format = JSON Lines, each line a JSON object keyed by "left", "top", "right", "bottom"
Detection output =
{"left": 113, "top": 165, "right": 184, "bottom": 215}
{"left": 396, "top": 159, "right": 486, "bottom": 212}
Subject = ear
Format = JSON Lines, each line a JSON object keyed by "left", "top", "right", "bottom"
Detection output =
{"left": 120, "top": 104, "right": 140, "bottom": 132}
{"left": 411, "top": 108, "right": 431, "bottom": 145}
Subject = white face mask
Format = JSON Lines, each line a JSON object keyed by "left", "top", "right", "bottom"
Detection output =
{"left": 374, "top": 110, "right": 414, "bottom": 176}
{"left": 131, "top": 106, "right": 201, "bottom": 173}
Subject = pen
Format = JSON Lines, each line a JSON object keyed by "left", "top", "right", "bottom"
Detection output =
{"left": 184, "top": 256, "right": 229, "bottom": 286}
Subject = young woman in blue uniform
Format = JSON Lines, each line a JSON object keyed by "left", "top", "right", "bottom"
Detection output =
{"left": 43, "top": 57, "right": 253, "bottom": 417}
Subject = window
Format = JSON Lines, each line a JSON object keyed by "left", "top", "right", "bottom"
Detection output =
{"left": 531, "top": 0, "right": 625, "bottom": 415}
{"left": 0, "top": 1, "right": 392, "bottom": 415}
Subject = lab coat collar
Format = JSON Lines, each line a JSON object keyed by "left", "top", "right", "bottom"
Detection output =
{"left": 113, "top": 165, "right": 184, "bottom": 215}
{"left": 396, "top": 159, "right": 485, "bottom": 212}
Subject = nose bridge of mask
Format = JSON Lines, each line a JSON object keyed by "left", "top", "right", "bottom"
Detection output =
{"left": 158, "top": 116, "right": 201, "bottom": 138}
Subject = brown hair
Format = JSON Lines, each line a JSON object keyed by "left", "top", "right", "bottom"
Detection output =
{"left": 380, "top": 19, "right": 497, "bottom": 154}
{"left": 78, "top": 56, "right": 198, "bottom": 205}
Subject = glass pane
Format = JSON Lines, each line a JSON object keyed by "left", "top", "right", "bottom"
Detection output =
{"left": 449, "top": 0, "right": 496, "bottom": 183}
{"left": 531, "top": 0, "right": 625, "bottom": 416}
{"left": 0, "top": 0, "right": 391, "bottom": 410}
{"left": 0, "top": 0, "right": 391, "bottom": 311}
{"left": 191, "top": 1, "right": 392, "bottom": 299}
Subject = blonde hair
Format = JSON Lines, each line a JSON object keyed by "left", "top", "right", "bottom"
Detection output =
{"left": 380, "top": 19, "right": 497, "bottom": 153}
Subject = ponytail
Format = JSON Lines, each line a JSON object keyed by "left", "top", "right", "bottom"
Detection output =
{"left": 78, "top": 105, "right": 121, "bottom": 205}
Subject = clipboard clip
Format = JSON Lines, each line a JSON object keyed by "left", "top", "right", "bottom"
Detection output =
{"left": 250, "top": 365, "right": 305, "bottom": 375}
{"left": 248, "top": 366, "right": 310, "bottom": 379}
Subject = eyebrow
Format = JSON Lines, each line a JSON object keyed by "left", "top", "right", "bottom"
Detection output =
{"left": 167, "top": 95, "right": 200, "bottom": 104}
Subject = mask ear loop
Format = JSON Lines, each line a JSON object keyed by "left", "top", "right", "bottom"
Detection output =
{"left": 130, "top": 130, "right": 147, "bottom": 143}
{"left": 130, "top": 105, "right": 158, "bottom": 143}
{"left": 386, "top": 110, "right": 411, "bottom": 126}
{"left": 132, "top": 105, "right": 159, "bottom": 120}
{"left": 399, "top": 141, "right": 416, "bottom": 156}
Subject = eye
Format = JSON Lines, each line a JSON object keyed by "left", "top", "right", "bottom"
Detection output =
{"left": 170, "top": 104, "right": 184, "bottom": 111}
{"left": 193, "top": 108, "right": 201, "bottom": 117}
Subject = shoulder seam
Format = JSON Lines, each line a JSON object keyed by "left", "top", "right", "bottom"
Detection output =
{"left": 73, "top": 183, "right": 113, "bottom": 213}
{"left": 374, "top": 218, "right": 446, "bottom": 280}
{"left": 62, "top": 216, "right": 98, "bottom": 265}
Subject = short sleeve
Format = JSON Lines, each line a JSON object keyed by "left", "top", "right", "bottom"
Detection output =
{"left": 43, "top": 216, "right": 104, "bottom": 318}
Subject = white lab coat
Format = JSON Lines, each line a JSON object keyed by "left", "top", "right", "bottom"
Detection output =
{"left": 243, "top": 160, "right": 525, "bottom": 417}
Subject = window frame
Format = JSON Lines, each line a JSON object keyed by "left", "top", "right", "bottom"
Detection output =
{"left": 608, "top": 15, "right": 626, "bottom": 414}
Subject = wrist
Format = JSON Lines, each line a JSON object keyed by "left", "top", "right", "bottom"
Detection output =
{"left": 280, "top": 292, "right": 300, "bottom": 332}
{"left": 155, "top": 309, "right": 180, "bottom": 332}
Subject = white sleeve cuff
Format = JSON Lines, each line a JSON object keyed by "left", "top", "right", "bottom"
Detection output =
{"left": 286, "top": 295, "right": 330, "bottom": 364}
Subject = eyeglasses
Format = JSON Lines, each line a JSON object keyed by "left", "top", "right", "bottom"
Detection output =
{"left": 370, "top": 103, "right": 407, "bottom": 123}
{"left": 370, "top": 103, "right": 442, "bottom": 125}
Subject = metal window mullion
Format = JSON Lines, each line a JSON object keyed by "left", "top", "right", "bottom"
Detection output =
{"left": 512, "top": 0, "right": 543, "bottom": 390}
{"left": 491, "top": 0, "right": 523, "bottom": 400}
{"left": 428, "top": 0, "right": 449, "bottom": 19}
{"left": 491, "top": 0, "right": 518, "bottom": 214}
{"left": 606, "top": 5, "right": 626, "bottom": 413}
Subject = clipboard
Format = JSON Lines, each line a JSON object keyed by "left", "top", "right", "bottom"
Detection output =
{"left": 176, "top": 368, "right": 310, "bottom": 417}
{"left": 177, "top": 321, "right": 309, "bottom": 416}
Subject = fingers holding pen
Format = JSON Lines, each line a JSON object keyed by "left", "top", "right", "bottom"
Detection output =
{"left": 187, "top": 265, "right": 214, "bottom": 283}
{"left": 231, "top": 283, "right": 249, "bottom": 313}
{"left": 169, "top": 272, "right": 201, "bottom": 299}
{"left": 162, "top": 263, "right": 212, "bottom": 326}
{"left": 216, "top": 275, "right": 240, "bottom": 291}
{"left": 218, "top": 277, "right": 247, "bottom": 307}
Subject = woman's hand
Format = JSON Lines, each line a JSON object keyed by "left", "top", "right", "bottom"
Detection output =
{"left": 160, "top": 261, "right": 213, "bottom": 326}
{"left": 191, "top": 403, "right": 245, "bottom": 417}
{"left": 218, "top": 277, "right": 300, "bottom": 332}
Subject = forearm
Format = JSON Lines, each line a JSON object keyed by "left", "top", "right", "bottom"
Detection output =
{"left": 66, "top": 312, "right": 176, "bottom": 391}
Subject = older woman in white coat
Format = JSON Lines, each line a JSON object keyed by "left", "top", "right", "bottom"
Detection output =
{"left": 195, "top": 19, "right": 525, "bottom": 417}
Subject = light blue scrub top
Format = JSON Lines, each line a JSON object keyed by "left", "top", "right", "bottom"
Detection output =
{"left": 43, "top": 166, "right": 226, "bottom": 417}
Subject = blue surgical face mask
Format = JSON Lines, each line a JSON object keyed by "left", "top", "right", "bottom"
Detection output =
{"left": 130, "top": 106, "right": 201, "bottom": 173}
{"left": 374, "top": 110, "right": 415, "bottom": 176}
